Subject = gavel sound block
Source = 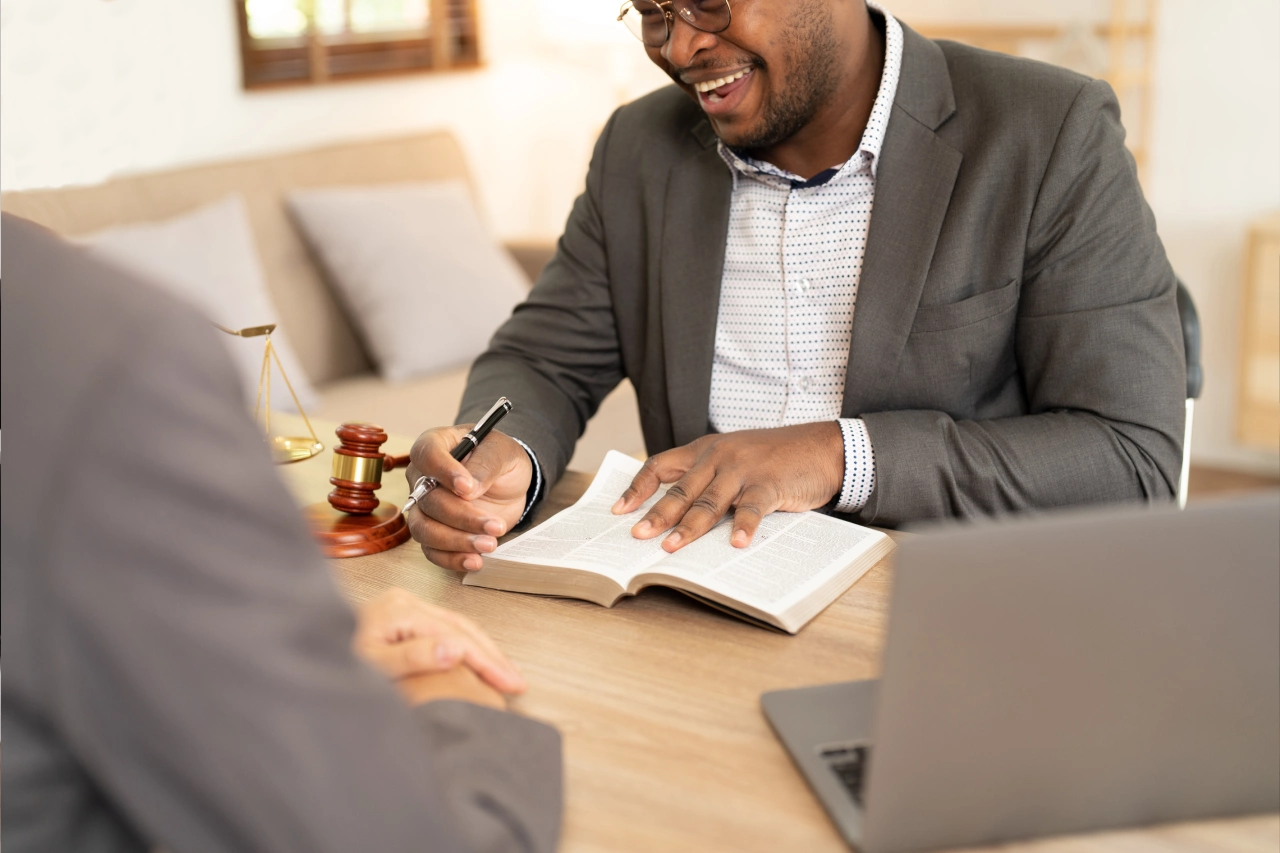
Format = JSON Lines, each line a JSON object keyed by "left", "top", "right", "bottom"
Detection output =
{"left": 303, "top": 422, "right": 414, "bottom": 559}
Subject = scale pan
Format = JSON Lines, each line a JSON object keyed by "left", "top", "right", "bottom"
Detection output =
{"left": 271, "top": 436, "right": 324, "bottom": 464}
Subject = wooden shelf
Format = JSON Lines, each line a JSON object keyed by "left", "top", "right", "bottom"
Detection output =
{"left": 1237, "top": 212, "right": 1280, "bottom": 452}
{"left": 915, "top": 0, "right": 1158, "bottom": 182}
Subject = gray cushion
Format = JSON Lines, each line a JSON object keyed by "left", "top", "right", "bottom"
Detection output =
{"left": 288, "top": 181, "right": 529, "bottom": 382}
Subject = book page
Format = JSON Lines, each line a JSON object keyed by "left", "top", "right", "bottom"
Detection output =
{"left": 491, "top": 450, "right": 881, "bottom": 613}
{"left": 653, "top": 511, "right": 877, "bottom": 611}
{"left": 489, "top": 451, "right": 671, "bottom": 581}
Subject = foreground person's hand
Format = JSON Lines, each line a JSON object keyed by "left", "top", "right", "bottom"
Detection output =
{"left": 397, "top": 665, "right": 507, "bottom": 711}
{"left": 404, "top": 425, "right": 533, "bottom": 572}
{"left": 612, "top": 424, "right": 845, "bottom": 552}
{"left": 353, "top": 587, "right": 527, "bottom": 694}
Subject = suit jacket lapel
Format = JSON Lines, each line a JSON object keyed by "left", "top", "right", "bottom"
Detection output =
{"left": 661, "top": 134, "right": 732, "bottom": 446}
{"left": 843, "top": 24, "right": 963, "bottom": 415}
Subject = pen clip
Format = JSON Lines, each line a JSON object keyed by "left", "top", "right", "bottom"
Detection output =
{"left": 456, "top": 397, "right": 512, "bottom": 459}
{"left": 473, "top": 396, "right": 512, "bottom": 434}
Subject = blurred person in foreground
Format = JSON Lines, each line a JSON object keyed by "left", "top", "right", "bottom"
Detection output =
{"left": 0, "top": 213, "right": 562, "bottom": 853}
{"left": 405, "top": 0, "right": 1184, "bottom": 572}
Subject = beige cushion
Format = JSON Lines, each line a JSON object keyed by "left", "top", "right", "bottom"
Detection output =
{"left": 2, "top": 132, "right": 479, "bottom": 384}
{"left": 288, "top": 181, "right": 528, "bottom": 381}
{"left": 78, "top": 196, "right": 317, "bottom": 412}
{"left": 315, "top": 366, "right": 473, "bottom": 444}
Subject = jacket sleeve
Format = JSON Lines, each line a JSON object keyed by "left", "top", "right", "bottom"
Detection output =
{"left": 459, "top": 111, "right": 627, "bottom": 488}
{"left": 857, "top": 79, "right": 1185, "bottom": 527}
{"left": 41, "top": 299, "right": 562, "bottom": 853}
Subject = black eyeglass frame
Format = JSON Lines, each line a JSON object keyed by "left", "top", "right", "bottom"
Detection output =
{"left": 616, "top": 0, "right": 733, "bottom": 48}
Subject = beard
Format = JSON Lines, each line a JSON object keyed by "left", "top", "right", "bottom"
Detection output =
{"left": 724, "top": 0, "right": 844, "bottom": 152}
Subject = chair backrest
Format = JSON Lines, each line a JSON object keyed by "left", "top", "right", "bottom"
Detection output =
{"left": 1176, "top": 279, "right": 1203, "bottom": 401}
{"left": 1174, "top": 278, "right": 1201, "bottom": 509}
{"left": 1, "top": 132, "right": 478, "bottom": 385}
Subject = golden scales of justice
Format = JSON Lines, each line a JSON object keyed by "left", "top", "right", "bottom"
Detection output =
{"left": 215, "top": 323, "right": 413, "bottom": 558}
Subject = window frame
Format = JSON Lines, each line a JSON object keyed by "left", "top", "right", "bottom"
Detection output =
{"left": 235, "top": 0, "right": 482, "bottom": 90}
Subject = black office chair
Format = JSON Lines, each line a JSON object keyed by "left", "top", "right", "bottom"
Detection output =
{"left": 1176, "top": 279, "right": 1203, "bottom": 509}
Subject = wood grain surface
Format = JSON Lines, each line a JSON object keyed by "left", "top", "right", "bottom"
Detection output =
{"left": 276, "top": 417, "right": 1278, "bottom": 853}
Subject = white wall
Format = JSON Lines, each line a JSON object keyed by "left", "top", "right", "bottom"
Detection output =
{"left": 3, "top": 0, "right": 1277, "bottom": 472}
{"left": 1141, "top": 0, "right": 1280, "bottom": 473}
{"left": 0, "top": 0, "right": 670, "bottom": 240}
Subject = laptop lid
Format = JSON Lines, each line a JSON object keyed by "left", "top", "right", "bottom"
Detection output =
{"left": 860, "top": 493, "right": 1280, "bottom": 853}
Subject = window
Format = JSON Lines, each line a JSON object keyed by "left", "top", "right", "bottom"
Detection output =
{"left": 236, "top": 0, "right": 480, "bottom": 89}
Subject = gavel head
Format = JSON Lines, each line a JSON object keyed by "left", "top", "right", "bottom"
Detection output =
{"left": 328, "top": 422, "right": 390, "bottom": 515}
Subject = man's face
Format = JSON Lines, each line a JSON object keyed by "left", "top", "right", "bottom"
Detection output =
{"left": 645, "top": 0, "right": 844, "bottom": 151}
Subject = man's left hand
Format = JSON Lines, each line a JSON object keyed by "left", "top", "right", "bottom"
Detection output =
{"left": 611, "top": 423, "right": 845, "bottom": 552}
{"left": 353, "top": 588, "right": 527, "bottom": 695}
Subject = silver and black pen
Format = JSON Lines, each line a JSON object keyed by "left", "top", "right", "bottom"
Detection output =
{"left": 402, "top": 396, "right": 512, "bottom": 516}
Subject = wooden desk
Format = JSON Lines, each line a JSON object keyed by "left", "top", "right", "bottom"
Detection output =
{"left": 278, "top": 423, "right": 1277, "bottom": 853}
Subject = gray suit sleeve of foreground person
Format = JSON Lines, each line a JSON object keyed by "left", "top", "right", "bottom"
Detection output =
{"left": 0, "top": 213, "right": 563, "bottom": 853}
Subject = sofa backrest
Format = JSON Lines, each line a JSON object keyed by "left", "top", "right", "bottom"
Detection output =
{"left": 2, "top": 132, "right": 479, "bottom": 385}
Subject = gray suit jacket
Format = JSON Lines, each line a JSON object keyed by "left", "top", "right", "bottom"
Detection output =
{"left": 460, "top": 22, "right": 1185, "bottom": 528}
{"left": 1, "top": 214, "right": 562, "bottom": 853}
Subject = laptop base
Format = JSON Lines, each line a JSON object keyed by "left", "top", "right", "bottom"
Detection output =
{"left": 762, "top": 680, "right": 877, "bottom": 851}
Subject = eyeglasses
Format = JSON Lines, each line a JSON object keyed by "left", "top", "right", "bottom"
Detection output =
{"left": 617, "top": 0, "right": 732, "bottom": 48}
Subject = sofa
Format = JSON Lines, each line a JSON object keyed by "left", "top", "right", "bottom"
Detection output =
{"left": 1, "top": 131, "right": 645, "bottom": 470}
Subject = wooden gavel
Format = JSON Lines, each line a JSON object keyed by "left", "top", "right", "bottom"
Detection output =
{"left": 327, "top": 422, "right": 413, "bottom": 515}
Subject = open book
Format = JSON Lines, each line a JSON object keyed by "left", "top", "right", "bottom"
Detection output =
{"left": 464, "top": 451, "right": 894, "bottom": 633}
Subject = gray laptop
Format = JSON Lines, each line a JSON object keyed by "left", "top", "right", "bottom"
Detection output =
{"left": 763, "top": 493, "right": 1280, "bottom": 853}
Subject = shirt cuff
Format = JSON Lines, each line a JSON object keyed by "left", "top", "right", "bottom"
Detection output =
{"left": 834, "top": 418, "right": 876, "bottom": 513}
{"left": 510, "top": 437, "right": 544, "bottom": 525}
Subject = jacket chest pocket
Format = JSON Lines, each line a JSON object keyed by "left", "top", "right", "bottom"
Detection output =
{"left": 894, "top": 278, "right": 1021, "bottom": 418}
{"left": 912, "top": 277, "right": 1020, "bottom": 332}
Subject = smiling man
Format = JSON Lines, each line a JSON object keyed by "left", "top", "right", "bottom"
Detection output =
{"left": 405, "top": 0, "right": 1185, "bottom": 570}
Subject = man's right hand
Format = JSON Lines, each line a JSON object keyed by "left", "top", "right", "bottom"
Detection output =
{"left": 404, "top": 425, "right": 533, "bottom": 572}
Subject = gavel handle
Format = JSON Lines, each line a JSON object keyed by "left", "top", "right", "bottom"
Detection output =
{"left": 384, "top": 453, "right": 412, "bottom": 471}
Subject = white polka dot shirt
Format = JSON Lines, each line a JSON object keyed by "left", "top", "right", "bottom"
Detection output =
{"left": 708, "top": 5, "right": 902, "bottom": 513}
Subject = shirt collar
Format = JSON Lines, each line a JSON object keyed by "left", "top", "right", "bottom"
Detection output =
{"left": 717, "top": 3, "right": 903, "bottom": 185}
